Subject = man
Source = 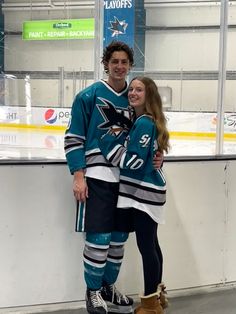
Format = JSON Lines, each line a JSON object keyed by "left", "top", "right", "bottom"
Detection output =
{"left": 65, "top": 41, "right": 135, "bottom": 314}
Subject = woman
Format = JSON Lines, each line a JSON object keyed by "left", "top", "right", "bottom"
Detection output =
{"left": 99, "top": 77, "right": 170, "bottom": 314}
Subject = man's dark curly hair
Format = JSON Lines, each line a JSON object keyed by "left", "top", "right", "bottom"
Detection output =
{"left": 101, "top": 41, "right": 134, "bottom": 74}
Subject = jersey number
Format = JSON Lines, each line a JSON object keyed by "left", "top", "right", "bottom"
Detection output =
{"left": 126, "top": 155, "right": 144, "bottom": 169}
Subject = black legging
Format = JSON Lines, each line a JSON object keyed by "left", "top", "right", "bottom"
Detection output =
{"left": 134, "top": 210, "right": 163, "bottom": 295}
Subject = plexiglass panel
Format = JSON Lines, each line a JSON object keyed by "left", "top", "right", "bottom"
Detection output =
{"left": 143, "top": 1, "right": 222, "bottom": 156}
{"left": 224, "top": 2, "right": 236, "bottom": 154}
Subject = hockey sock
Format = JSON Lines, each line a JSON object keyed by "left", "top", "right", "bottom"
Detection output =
{"left": 83, "top": 232, "right": 111, "bottom": 290}
{"left": 103, "top": 231, "right": 129, "bottom": 285}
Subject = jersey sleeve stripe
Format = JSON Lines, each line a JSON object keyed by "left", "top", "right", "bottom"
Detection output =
{"left": 106, "top": 144, "right": 126, "bottom": 166}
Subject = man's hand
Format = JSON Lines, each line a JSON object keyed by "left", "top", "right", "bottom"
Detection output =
{"left": 73, "top": 170, "right": 88, "bottom": 202}
{"left": 153, "top": 151, "right": 164, "bottom": 169}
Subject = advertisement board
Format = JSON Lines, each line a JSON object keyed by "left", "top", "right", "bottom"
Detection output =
{"left": 1, "top": 107, "right": 236, "bottom": 136}
{"left": 22, "top": 19, "right": 94, "bottom": 40}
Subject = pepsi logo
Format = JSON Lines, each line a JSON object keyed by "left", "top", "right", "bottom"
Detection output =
{"left": 45, "top": 109, "right": 57, "bottom": 124}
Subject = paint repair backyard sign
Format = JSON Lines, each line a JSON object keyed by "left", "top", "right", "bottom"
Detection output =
{"left": 22, "top": 19, "right": 94, "bottom": 40}
{"left": 103, "top": 0, "right": 135, "bottom": 48}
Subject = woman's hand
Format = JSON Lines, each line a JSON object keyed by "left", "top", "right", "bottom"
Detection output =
{"left": 73, "top": 170, "right": 88, "bottom": 202}
{"left": 153, "top": 151, "right": 163, "bottom": 169}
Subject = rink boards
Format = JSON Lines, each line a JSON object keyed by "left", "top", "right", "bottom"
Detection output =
{"left": 0, "top": 106, "right": 236, "bottom": 159}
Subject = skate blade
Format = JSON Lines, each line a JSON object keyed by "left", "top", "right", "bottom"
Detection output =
{"left": 107, "top": 305, "right": 133, "bottom": 314}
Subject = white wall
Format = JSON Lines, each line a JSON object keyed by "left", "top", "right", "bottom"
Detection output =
{"left": 4, "top": 7, "right": 95, "bottom": 107}
{"left": 145, "top": 4, "right": 236, "bottom": 111}
{"left": 4, "top": 8, "right": 95, "bottom": 72}
{"left": 1, "top": 160, "right": 236, "bottom": 309}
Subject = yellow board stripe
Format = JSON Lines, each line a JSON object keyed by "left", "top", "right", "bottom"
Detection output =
{"left": 0, "top": 123, "right": 66, "bottom": 131}
{"left": 0, "top": 123, "right": 236, "bottom": 140}
{"left": 170, "top": 131, "right": 236, "bottom": 140}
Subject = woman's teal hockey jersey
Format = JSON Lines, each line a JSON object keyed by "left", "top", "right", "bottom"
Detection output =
{"left": 99, "top": 114, "right": 167, "bottom": 224}
{"left": 64, "top": 80, "right": 133, "bottom": 182}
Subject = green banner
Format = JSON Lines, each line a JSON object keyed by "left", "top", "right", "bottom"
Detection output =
{"left": 22, "top": 19, "right": 94, "bottom": 40}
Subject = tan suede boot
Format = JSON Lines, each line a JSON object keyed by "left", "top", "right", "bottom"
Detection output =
{"left": 134, "top": 292, "right": 164, "bottom": 314}
{"left": 157, "top": 283, "right": 169, "bottom": 309}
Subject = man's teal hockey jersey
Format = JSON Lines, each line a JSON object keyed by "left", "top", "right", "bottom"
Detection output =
{"left": 99, "top": 114, "right": 167, "bottom": 224}
{"left": 64, "top": 80, "right": 132, "bottom": 182}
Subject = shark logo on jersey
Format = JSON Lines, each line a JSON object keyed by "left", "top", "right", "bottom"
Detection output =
{"left": 97, "top": 97, "right": 132, "bottom": 137}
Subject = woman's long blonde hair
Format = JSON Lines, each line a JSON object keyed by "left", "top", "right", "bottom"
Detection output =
{"left": 130, "top": 77, "right": 170, "bottom": 153}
